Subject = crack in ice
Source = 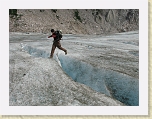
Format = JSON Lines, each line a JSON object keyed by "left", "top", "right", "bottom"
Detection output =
{"left": 20, "top": 43, "right": 139, "bottom": 106}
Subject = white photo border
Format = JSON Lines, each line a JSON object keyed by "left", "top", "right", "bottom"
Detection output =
{"left": 0, "top": 0, "right": 148, "bottom": 115}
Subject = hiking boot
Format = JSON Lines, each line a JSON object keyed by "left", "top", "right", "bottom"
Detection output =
{"left": 65, "top": 50, "right": 67, "bottom": 55}
{"left": 50, "top": 55, "right": 53, "bottom": 58}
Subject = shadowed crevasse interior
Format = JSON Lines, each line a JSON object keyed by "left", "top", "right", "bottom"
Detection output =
{"left": 57, "top": 53, "right": 139, "bottom": 106}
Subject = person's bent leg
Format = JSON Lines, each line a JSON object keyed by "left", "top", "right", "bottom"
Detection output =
{"left": 59, "top": 46, "right": 67, "bottom": 53}
{"left": 57, "top": 41, "right": 67, "bottom": 55}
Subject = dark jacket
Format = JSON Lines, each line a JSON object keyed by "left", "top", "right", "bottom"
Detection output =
{"left": 48, "top": 32, "right": 62, "bottom": 42}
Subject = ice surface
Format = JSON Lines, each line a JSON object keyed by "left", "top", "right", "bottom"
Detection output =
{"left": 9, "top": 31, "right": 139, "bottom": 106}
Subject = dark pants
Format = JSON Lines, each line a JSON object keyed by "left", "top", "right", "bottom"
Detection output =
{"left": 50, "top": 41, "right": 66, "bottom": 57}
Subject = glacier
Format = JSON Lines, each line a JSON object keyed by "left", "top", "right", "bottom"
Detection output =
{"left": 9, "top": 31, "right": 139, "bottom": 106}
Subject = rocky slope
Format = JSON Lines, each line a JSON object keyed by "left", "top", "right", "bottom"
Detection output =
{"left": 9, "top": 9, "right": 139, "bottom": 34}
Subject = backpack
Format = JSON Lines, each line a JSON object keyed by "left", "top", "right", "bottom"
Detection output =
{"left": 55, "top": 30, "right": 62, "bottom": 40}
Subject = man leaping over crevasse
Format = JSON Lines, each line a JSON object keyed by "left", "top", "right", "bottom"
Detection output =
{"left": 48, "top": 29, "right": 67, "bottom": 58}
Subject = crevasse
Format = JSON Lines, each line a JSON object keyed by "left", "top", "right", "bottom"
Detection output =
{"left": 21, "top": 43, "right": 139, "bottom": 106}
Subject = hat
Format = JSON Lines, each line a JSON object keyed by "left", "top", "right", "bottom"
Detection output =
{"left": 51, "top": 29, "right": 54, "bottom": 32}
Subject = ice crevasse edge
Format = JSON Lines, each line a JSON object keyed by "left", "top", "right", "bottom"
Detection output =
{"left": 20, "top": 43, "right": 139, "bottom": 106}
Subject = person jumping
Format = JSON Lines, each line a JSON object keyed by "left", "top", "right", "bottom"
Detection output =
{"left": 48, "top": 29, "right": 67, "bottom": 58}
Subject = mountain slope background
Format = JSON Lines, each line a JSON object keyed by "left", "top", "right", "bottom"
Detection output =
{"left": 9, "top": 9, "right": 139, "bottom": 34}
